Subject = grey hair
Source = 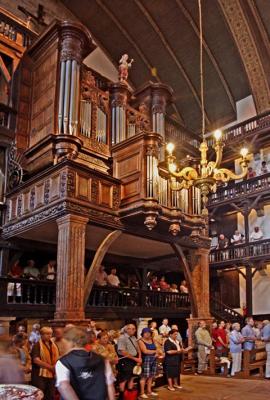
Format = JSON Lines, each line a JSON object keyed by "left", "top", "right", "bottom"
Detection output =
{"left": 232, "top": 322, "right": 240, "bottom": 330}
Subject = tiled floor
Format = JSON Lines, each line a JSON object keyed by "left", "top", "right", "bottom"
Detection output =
{"left": 154, "top": 375, "right": 270, "bottom": 400}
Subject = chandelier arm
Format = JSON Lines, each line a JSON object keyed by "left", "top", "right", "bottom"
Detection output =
{"left": 211, "top": 143, "right": 224, "bottom": 170}
{"left": 213, "top": 165, "right": 248, "bottom": 182}
{"left": 169, "top": 166, "right": 198, "bottom": 181}
{"left": 169, "top": 178, "right": 191, "bottom": 191}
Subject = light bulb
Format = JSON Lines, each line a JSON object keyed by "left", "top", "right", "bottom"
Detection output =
{"left": 213, "top": 129, "right": 222, "bottom": 141}
{"left": 169, "top": 163, "right": 177, "bottom": 173}
{"left": 240, "top": 147, "right": 249, "bottom": 158}
{"left": 166, "top": 142, "right": 175, "bottom": 154}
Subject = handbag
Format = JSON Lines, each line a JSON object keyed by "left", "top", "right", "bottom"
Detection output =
{"left": 123, "top": 388, "right": 139, "bottom": 400}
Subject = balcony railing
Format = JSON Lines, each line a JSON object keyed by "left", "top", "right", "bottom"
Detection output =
{"left": 165, "top": 115, "right": 200, "bottom": 151}
{"left": 0, "top": 277, "right": 191, "bottom": 317}
{"left": 208, "top": 172, "right": 270, "bottom": 206}
{"left": 0, "top": 103, "right": 17, "bottom": 131}
{"left": 207, "top": 111, "right": 270, "bottom": 147}
{"left": 0, "top": 277, "right": 56, "bottom": 306}
{"left": 87, "top": 286, "right": 190, "bottom": 310}
{"left": 0, "top": 7, "right": 36, "bottom": 48}
{"left": 210, "top": 238, "right": 270, "bottom": 265}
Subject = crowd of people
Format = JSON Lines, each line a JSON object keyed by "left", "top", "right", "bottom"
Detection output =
{"left": 1, "top": 316, "right": 270, "bottom": 399}
{"left": 211, "top": 227, "right": 264, "bottom": 251}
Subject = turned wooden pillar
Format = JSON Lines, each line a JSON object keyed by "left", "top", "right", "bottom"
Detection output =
{"left": 191, "top": 247, "right": 211, "bottom": 318}
{"left": 55, "top": 214, "right": 88, "bottom": 321}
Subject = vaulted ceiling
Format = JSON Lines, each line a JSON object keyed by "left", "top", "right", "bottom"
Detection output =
{"left": 62, "top": 0, "right": 270, "bottom": 133}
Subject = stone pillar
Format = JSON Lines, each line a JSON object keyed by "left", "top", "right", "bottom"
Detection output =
{"left": 54, "top": 214, "right": 88, "bottom": 322}
{"left": 109, "top": 83, "right": 132, "bottom": 144}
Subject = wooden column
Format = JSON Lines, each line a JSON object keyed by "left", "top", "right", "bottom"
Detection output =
{"left": 55, "top": 214, "right": 88, "bottom": 321}
{"left": 246, "top": 264, "right": 253, "bottom": 316}
{"left": 191, "top": 248, "right": 211, "bottom": 318}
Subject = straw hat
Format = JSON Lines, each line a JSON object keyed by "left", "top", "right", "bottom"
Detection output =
{"left": 133, "top": 365, "right": 142, "bottom": 375}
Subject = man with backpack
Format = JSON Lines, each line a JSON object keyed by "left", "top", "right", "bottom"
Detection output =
{"left": 55, "top": 327, "right": 115, "bottom": 400}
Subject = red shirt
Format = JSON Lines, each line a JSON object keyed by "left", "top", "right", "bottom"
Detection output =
{"left": 213, "top": 328, "right": 227, "bottom": 347}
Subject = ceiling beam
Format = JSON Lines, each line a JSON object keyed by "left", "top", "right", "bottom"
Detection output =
{"left": 218, "top": 0, "right": 270, "bottom": 113}
{"left": 95, "top": 0, "right": 184, "bottom": 124}
{"left": 134, "top": 0, "right": 210, "bottom": 126}
{"left": 175, "top": 0, "right": 236, "bottom": 113}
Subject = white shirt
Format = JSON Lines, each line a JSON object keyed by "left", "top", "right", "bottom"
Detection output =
{"left": 180, "top": 285, "right": 189, "bottom": 294}
{"left": 55, "top": 357, "right": 115, "bottom": 387}
{"left": 107, "top": 274, "right": 120, "bottom": 287}
{"left": 159, "top": 324, "right": 171, "bottom": 336}
{"left": 250, "top": 230, "right": 263, "bottom": 241}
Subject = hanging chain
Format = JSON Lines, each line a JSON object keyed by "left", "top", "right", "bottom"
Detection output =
{"left": 198, "top": 0, "right": 205, "bottom": 139}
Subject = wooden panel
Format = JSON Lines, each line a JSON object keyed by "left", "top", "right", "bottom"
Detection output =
{"left": 220, "top": 270, "right": 240, "bottom": 308}
{"left": 99, "top": 181, "right": 112, "bottom": 208}
{"left": 35, "top": 182, "right": 44, "bottom": 208}
{"left": 22, "top": 191, "right": 30, "bottom": 214}
{"left": 121, "top": 177, "right": 141, "bottom": 200}
{"left": 50, "top": 174, "right": 60, "bottom": 201}
{"left": 115, "top": 151, "right": 141, "bottom": 179}
{"left": 30, "top": 45, "right": 58, "bottom": 147}
{"left": 76, "top": 173, "right": 91, "bottom": 201}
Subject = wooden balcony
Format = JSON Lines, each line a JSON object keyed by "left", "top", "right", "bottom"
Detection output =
{"left": 208, "top": 172, "right": 270, "bottom": 208}
{"left": 209, "top": 238, "right": 270, "bottom": 267}
{"left": 0, "top": 7, "right": 36, "bottom": 49}
{"left": 0, "top": 277, "right": 191, "bottom": 320}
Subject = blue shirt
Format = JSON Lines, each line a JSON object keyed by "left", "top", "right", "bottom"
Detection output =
{"left": 241, "top": 325, "right": 255, "bottom": 350}
{"left": 262, "top": 324, "right": 270, "bottom": 341}
{"left": 229, "top": 330, "right": 243, "bottom": 353}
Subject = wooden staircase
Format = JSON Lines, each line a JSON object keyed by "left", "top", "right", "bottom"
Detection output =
{"left": 210, "top": 296, "right": 243, "bottom": 323}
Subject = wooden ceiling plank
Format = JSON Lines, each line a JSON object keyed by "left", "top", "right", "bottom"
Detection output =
{"left": 175, "top": 0, "right": 236, "bottom": 113}
{"left": 218, "top": 0, "right": 270, "bottom": 113}
{"left": 134, "top": 0, "right": 211, "bottom": 126}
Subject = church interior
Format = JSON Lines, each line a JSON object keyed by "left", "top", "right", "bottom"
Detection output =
{"left": 0, "top": 0, "right": 270, "bottom": 399}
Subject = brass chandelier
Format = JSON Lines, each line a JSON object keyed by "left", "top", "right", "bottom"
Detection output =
{"left": 159, "top": 0, "right": 249, "bottom": 215}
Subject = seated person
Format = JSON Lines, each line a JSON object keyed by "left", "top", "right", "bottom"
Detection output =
{"left": 159, "top": 276, "right": 170, "bottom": 291}
{"left": 231, "top": 230, "right": 244, "bottom": 245}
{"left": 247, "top": 166, "right": 256, "bottom": 179}
{"left": 23, "top": 260, "right": 39, "bottom": 279}
{"left": 179, "top": 280, "right": 188, "bottom": 294}
{"left": 150, "top": 276, "right": 159, "bottom": 290}
{"left": 261, "top": 161, "right": 268, "bottom": 174}
{"left": 217, "top": 234, "right": 229, "bottom": 249}
{"left": 210, "top": 235, "right": 218, "bottom": 250}
{"left": 107, "top": 268, "right": 120, "bottom": 287}
{"left": 41, "top": 260, "right": 56, "bottom": 280}
{"left": 250, "top": 226, "right": 263, "bottom": 241}
{"left": 170, "top": 283, "right": 179, "bottom": 293}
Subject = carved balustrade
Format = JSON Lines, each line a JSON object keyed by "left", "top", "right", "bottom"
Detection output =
{"left": 207, "top": 111, "right": 270, "bottom": 149}
{"left": 208, "top": 172, "right": 270, "bottom": 207}
{"left": 210, "top": 238, "right": 270, "bottom": 266}
{"left": 0, "top": 277, "right": 191, "bottom": 318}
{"left": 87, "top": 286, "right": 190, "bottom": 310}
{"left": 165, "top": 115, "right": 200, "bottom": 152}
{"left": 0, "top": 7, "right": 36, "bottom": 48}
